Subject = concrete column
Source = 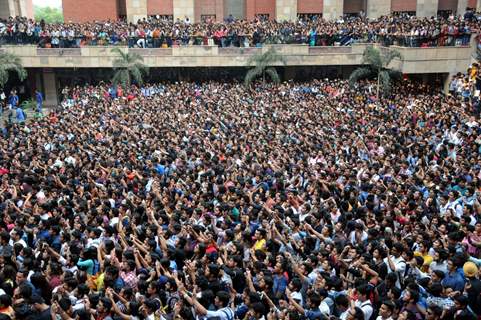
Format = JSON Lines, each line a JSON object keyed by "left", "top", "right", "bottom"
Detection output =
{"left": 416, "top": 0, "right": 439, "bottom": 17}
{"left": 323, "top": 0, "right": 343, "bottom": 21}
{"left": 0, "top": 0, "right": 15, "bottom": 18}
{"left": 444, "top": 72, "right": 456, "bottom": 94}
{"left": 42, "top": 72, "right": 58, "bottom": 107}
{"left": 224, "top": 0, "right": 245, "bottom": 19}
{"left": 173, "top": 0, "right": 195, "bottom": 22}
{"left": 477, "top": 0, "right": 481, "bottom": 12}
{"left": 457, "top": 0, "right": 468, "bottom": 15}
{"left": 126, "top": 0, "right": 148, "bottom": 23}
{"left": 366, "top": 0, "right": 391, "bottom": 19}
{"left": 276, "top": 0, "right": 297, "bottom": 21}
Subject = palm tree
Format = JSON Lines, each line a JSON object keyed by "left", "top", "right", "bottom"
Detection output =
{"left": 111, "top": 48, "right": 149, "bottom": 89}
{"left": 349, "top": 46, "right": 402, "bottom": 99}
{"left": 0, "top": 52, "right": 27, "bottom": 90}
{"left": 244, "top": 47, "right": 286, "bottom": 87}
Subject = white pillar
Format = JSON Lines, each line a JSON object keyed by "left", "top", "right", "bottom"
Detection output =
{"left": 457, "top": 0, "right": 468, "bottom": 15}
{"left": 366, "top": 0, "right": 391, "bottom": 19}
{"left": 0, "top": 0, "right": 16, "bottom": 18}
{"left": 276, "top": 0, "right": 297, "bottom": 21}
{"left": 173, "top": 0, "right": 195, "bottom": 22}
{"left": 42, "top": 72, "right": 58, "bottom": 107}
{"left": 477, "top": 0, "right": 481, "bottom": 12}
{"left": 416, "top": 0, "right": 439, "bottom": 17}
{"left": 224, "top": 0, "right": 245, "bottom": 19}
{"left": 323, "top": 0, "right": 343, "bottom": 21}
{"left": 126, "top": 0, "right": 148, "bottom": 23}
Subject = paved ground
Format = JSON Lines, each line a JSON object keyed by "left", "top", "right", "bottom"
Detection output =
{"left": 1, "top": 107, "right": 52, "bottom": 124}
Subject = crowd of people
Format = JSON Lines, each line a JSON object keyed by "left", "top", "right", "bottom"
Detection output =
{"left": 0, "top": 73, "right": 479, "bottom": 320}
{"left": 0, "top": 11, "right": 479, "bottom": 49}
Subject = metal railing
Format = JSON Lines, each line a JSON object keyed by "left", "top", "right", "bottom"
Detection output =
{"left": 0, "top": 33, "right": 474, "bottom": 49}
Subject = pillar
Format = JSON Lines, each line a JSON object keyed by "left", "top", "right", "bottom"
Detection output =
{"left": 457, "top": 0, "right": 468, "bottom": 15}
{"left": 366, "top": 0, "right": 391, "bottom": 19}
{"left": 444, "top": 72, "right": 456, "bottom": 95}
{"left": 42, "top": 72, "right": 58, "bottom": 107}
{"left": 224, "top": 0, "right": 245, "bottom": 19}
{"left": 0, "top": 0, "right": 15, "bottom": 18}
{"left": 276, "top": 0, "right": 297, "bottom": 21}
{"left": 416, "top": 0, "right": 439, "bottom": 17}
{"left": 173, "top": 0, "right": 195, "bottom": 22}
{"left": 477, "top": 0, "right": 481, "bottom": 12}
{"left": 323, "top": 0, "right": 343, "bottom": 20}
{"left": 126, "top": 0, "right": 148, "bottom": 23}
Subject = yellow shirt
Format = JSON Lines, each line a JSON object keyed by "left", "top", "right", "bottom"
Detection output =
{"left": 254, "top": 239, "right": 266, "bottom": 252}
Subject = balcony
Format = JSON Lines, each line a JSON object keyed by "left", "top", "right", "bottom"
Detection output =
{"left": 0, "top": 43, "right": 475, "bottom": 74}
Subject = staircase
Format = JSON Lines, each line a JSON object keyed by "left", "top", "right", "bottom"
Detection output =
{"left": 1, "top": 107, "right": 51, "bottom": 123}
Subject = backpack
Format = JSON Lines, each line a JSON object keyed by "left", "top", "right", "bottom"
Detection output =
{"left": 92, "top": 259, "right": 101, "bottom": 275}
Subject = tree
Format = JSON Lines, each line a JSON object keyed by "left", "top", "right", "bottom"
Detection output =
{"left": 111, "top": 48, "right": 149, "bottom": 90}
{"left": 0, "top": 52, "right": 27, "bottom": 91}
{"left": 244, "top": 47, "right": 286, "bottom": 87}
{"left": 34, "top": 6, "right": 64, "bottom": 23}
{"left": 349, "top": 46, "right": 402, "bottom": 99}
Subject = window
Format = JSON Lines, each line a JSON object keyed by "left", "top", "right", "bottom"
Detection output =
{"left": 297, "top": 13, "right": 322, "bottom": 21}
{"left": 437, "top": 10, "right": 452, "bottom": 19}
{"left": 150, "top": 15, "right": 174, "bottom": 21}
{"left": 201, "top": 15, "right": 216, "bottom": 23}
{"left": 256, "top": 14, "right": 270, "bottom": 21}
{"left": 392, "top": 11, "right": 416, "bottom": 17}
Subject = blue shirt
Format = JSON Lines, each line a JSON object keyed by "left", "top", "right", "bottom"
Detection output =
{"left": 273, "top": 274, "right": 288, "bottom": 296}
{"left": 442, "top": 271, "right": 465, "bottom": 292}
{"left": 16, "top": 107, "right": 25, "bottom": 121}
{"left": 36, "top": 92, "right": 43, "bottom": 104}
{"left": 8, "top": 94, "right": 18, "bottom": 107}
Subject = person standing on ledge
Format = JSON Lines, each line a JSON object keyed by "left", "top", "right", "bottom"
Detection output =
{"left": 35, "top": 89, "right": 43, "bottom": 114}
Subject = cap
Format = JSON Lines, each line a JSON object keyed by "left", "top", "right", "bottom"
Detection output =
{"left": 463, "top": 261, "right": 478, "bottom": 278}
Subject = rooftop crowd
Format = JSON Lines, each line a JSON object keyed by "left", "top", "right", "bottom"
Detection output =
{"left": 0, "top": 11, "right": 480, "bottom": 49}
{"left": 0, "top": 66, "right": 479, "bottom": 320}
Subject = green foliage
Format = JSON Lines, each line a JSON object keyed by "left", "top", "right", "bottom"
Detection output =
{"left": 244, "top": 47, "right": 286, "bottom": 87}
{"left": 111, "top": 48, "right": 149, "bottom": 90}
{"left": 21, "top": 99, "right": 36, "bottom": 110}
{"left": 34, "top": 6, "right": 64, "bottom": 23}
{"left": 349, "top": 46, "right": 402, "bottom": 98}
{"left": 0, "top": 52, "right": 27, "bottom": 90}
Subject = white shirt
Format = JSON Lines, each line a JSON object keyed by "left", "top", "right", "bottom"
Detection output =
{"left": 355, "top": 300, "right": 373, "bottom": 320}
{"left": 383, "top": 255, "right": 406, "bottom": 288}
{"left": 205, "top": 307, "right": 234, "bottom": 320}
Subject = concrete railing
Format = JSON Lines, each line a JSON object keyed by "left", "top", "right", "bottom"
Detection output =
{"left": 1, "top": 43, "right": 475, "bottom": 74}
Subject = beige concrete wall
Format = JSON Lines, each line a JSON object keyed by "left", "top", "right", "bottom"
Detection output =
{"left": 126, "top": 0, "right": 148, "bottom": 23}
{"left": 322, "top": 0, "right": 343, "bottom": 20}
{"left": 43, "top": 72, "right": 58, "bottom": 106}
{"left": 457, "top": 0, "right": 468, "bottom": 14}
{"left": 366, "top": 0, "right": 391, "bottom": 19}
{"left": 416, "top": 0, "right": 439, "bottom": 17}
{"left": 478, "top": 0, "right": 481, "bottom": 11}
{"left": 0, "top": 0, "right": 36, "bottom": 18}
{"left": 0, "top": 0, "right": 15, "bottom": 18}
{"left": 173, "top": 0, "right": 195, "bottom": 22}
{"left": 276, "top": 0, "right": 297, "bottom": 21}
{"left": 3, "top": 44, "right": 474, "bottom": 75}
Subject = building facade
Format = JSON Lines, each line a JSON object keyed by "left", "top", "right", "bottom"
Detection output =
{"left": 0, "top": 0, "right": 34, "bottom": 19}
{"left": 62, "top": 0, "right": 480, "bottom": 22}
